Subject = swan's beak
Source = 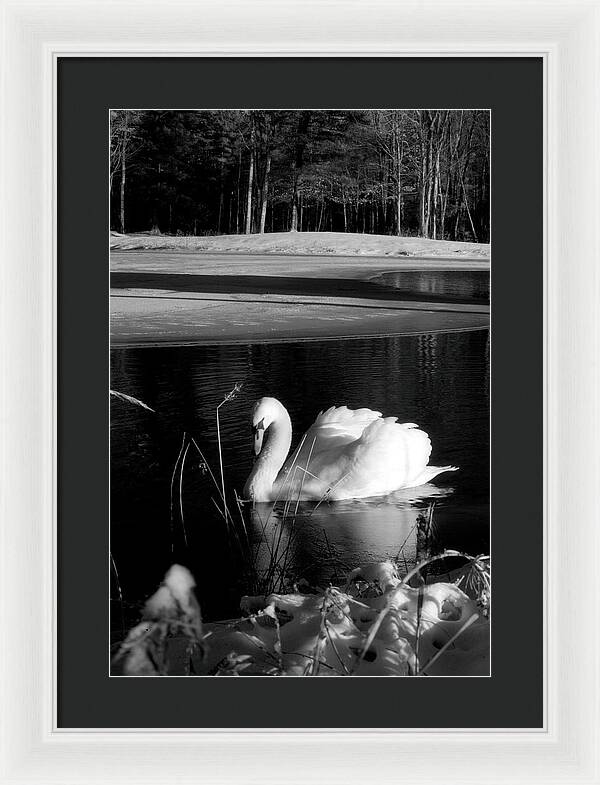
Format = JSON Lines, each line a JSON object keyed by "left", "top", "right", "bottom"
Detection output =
{"left": 252, "top": 419, "right": 265, "bottom": 456}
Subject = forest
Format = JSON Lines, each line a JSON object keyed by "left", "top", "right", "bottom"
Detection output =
{"left": 110, "top": 109, "right": 489, "bottom": 243}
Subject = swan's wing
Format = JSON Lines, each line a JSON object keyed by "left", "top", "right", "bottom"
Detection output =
{"left": 330, "top": 418, "right": 435, "bottom": 498}
{"left": 278, "top": 406, "right": 382, "bottom": 483}
{"left": 276, "top": 407, "right": 453, "bottom": 501}
{"left": 313, "top": 405, "right": 383, "bottom": 437}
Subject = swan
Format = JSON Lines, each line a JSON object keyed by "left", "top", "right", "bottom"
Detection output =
{"left": 243, "top": 397, "right": 457, "bottom": 502}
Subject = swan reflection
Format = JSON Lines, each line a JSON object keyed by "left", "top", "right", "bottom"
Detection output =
{"left": 247, "top": 483, "right": 455, "bottom": 587}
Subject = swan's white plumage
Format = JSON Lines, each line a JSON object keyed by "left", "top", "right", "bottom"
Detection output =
{"left": 244, "top": 398, "right": 457, "bottom": 502}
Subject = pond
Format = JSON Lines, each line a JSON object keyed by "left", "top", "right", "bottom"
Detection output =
{"left": 110, "top": 328, "right": 490, "bottom": 634}
{"left": 111, "top": 267, "right": 489, "bottom": 306}
{"left": 370, "top": 269, "right": 489, "bottom": 304}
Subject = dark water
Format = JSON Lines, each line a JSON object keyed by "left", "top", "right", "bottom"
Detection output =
{"left": 370, "top": 270, "right": 489, "bottom": 304}
{"left": 110, "top": 330, "right": 489, "bottom": 631}
{"left": 111, "top": 269, "right": 489, "bottom": 305}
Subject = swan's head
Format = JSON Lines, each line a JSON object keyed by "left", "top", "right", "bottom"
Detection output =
{"left": 250, "top": 397, "right": 286, "bottom": 456}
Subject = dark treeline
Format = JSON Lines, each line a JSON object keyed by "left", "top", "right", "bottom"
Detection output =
{"left": 110, "top": 110, "right": 489, "bottom": 243}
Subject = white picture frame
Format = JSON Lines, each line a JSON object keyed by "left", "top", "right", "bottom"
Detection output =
{"left": 1, "top": 0, "right": 598, "bottom": 782}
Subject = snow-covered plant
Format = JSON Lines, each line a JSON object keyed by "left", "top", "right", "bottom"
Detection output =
{"left": 112, "top": 565, "right": 204, "bottom": 676}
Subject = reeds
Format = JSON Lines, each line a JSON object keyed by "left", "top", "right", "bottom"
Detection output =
{"left": 110, "top": 389, "right": 155, "bottom": 412}
{"left": 110, "top": 551, "right": 125, "bottom": 638}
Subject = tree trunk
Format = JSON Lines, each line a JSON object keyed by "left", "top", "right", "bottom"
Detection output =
{"left": 457, "top": 115, "right": 477, "bottom": 241}
{"left": 317, "top": 199, "right": 324, "bottom": 231}
{"left": 440, "top": 176, "right": 449, "bottom": 240}
{"left": 432, "top": 141, "right": 442, "bottom": 239}
{"left": 290, "top": 111, "right": 311, "bottom": 231}
{"left": 419, "top": 122, "right": 427, "bottom": 236}
{"left": 259, "top": 150, "right": 271, "bottom": 233}
{"left": 395, "top": 128, "right": 403, "bottom": 237}
{"left": 459, "top": 170, "right": 478, "bottom": 241}
{"left": 245, "top": 145, "right": 254, "bottom": 235}
{"left": 379, "top": 151, "right": 387, "bottom": 231}
{"left": 217, "top": 157, "right": 224, "bottom": 234}
{"left": 424, "top": 118, "right": 434, "bottom": 238}
{"left": 235, "top": 149, "right": 241, "bottom": 234}
{"left": 119, "top": 111, "right": 129, "bottom": 234}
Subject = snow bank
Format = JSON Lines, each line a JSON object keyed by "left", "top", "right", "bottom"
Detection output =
{"left": 114, "top": 561, "right": 489, "bottom": 677}
{"left": 110, "top": 230, "right": 490, "bottom": 259}
{"left": 204, "top": 563, "right": 489, "bottom": 677}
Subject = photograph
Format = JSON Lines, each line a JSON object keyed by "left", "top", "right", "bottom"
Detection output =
{"left": 109, "top": 108, "right": 491, "bottom": 677}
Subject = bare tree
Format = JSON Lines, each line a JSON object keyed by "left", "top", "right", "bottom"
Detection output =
{"left": 244, "top": 114, "right": 255, "bottom": 235}
{"left": 256, "top": 113, "right": 276, "bottom": 234}
{"left": 290, "top": 112, "right": 311, "bottom": 232}
{"left": 110, "top": 110, "right": 144, "bottom": 234}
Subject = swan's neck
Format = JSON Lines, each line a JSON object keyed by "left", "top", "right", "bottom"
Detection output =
{"left": 245, "top": 409, "right": 292, "bottom": 501}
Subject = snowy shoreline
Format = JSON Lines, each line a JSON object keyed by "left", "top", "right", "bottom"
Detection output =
{"left": 109, "top": 235, "right": 490, "bottom": 345}
{"left": 110, "top": 230, "right": 490, "bottom": 260}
